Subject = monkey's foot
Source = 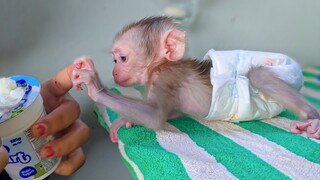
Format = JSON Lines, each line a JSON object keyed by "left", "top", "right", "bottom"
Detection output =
{"left": 290, "top": 119, "right": 320, "bottom": 139}
{"left": 110, "top": 118, "right": 134, "bottom": 143}
{"left": 125, "top": 122, "right": 134, "bottom": 128}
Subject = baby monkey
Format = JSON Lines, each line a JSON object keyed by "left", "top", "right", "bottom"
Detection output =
{"left": 71, "top": 16, "right": 320, "bottom": 143}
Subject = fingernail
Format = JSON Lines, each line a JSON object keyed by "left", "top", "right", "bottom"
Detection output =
{"left": 42, "top": 146, "right": 55, "bottom": 158}
{"left": 34, "top": 123, "right": 47, "bottom": 137}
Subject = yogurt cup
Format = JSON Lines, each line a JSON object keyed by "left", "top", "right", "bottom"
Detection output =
{"left": 0, "top": 75, "right": 61, "bottom": 180}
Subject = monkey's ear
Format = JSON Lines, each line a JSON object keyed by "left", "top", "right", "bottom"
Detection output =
{"left": 163, "top": 29, "right": 186, "bottom": 61}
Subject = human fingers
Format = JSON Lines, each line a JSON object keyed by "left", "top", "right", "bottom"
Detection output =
{"left": 31, "top": 96, "right": 80, "bottom": 138}
{"left": 54, "top": 148, "right": 86, "bottom": 176}
{"left": 0, "top": 145, "right": 9, "bottom": 172}
{"left": 39, "top": 119, "right": 89, "bottom": 159}
{"left": 43, "top": 64, "right": 75, "bottom": 98}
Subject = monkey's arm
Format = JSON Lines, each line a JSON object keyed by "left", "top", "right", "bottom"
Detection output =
{"left": 248, "top": 66, "right": 320, "bottom": 139}
{"left": 93, "top": 87, "right": 168, "bottom": 143}
{"left": 72, "top": 57, "right": 173, "bottom": 130}
{"left": 95, "top": 89, "right": 168, "bottom": 129}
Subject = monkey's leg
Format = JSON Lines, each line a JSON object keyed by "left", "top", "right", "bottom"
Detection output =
{"left": 289, "top": 120, "right": 320, "bottom": 138}
{"left": 248, "top": 66, "right": 320, "bottom": 139}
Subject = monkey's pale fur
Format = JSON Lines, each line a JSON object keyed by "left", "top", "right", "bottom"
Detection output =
{"left": 71, "top": 16, "right": 320, "bottom": 143}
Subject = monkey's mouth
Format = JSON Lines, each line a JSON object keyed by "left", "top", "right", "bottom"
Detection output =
{"left": 114, "top": 78, "right": 133, "bottom": 87}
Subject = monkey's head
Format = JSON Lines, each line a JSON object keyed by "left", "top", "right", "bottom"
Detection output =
{"left": 111, "top": 16, "right": 186, "bottom": 87}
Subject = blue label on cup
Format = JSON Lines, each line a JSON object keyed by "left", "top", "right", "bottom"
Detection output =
{"left": 19, "top": 166, "right": 37, "bottom": 178}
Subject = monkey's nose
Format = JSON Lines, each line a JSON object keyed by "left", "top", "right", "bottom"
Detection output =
{"left": 113, "top": 71, "right": 118, "bottom": 77}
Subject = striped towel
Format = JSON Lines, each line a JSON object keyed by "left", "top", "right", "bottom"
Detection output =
{"left": 94, "top": 67, "right": 320, "bottom": 180}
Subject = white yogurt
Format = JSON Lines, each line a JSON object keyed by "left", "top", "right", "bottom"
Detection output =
{"left": 0, "top": 77, "right": 26, "bottom": 117}
{"left": 0, "top": 75, "right": 61, "bottom": 180}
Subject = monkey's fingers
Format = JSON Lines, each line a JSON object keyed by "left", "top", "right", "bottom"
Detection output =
{"left": 307, "top": 129, "right": 320, "bottom": 139}
{"left": 110, "top": 129, "right": 119, "bottom": 143}
{"left": 71, "top": 69, "right": 90, "bottom": 91}
{"left": 126, "top": 122, "right": 134, "bottom": 128}
{"left": 290, "top": 120, "right": 312, "bottom": 134}
{"left": 71, "top": 82, "right": 83, "bottom": 91}
{"left": 75, "top": 84, "right": 83, "bottom": 91}
{"left": 72, "top": 69, "right": 95, "bottom": 84}
{"left": 72, "top": 69, "right": 105, "bottom": 99}
{"left": 74, "top": 56, "right": 95, "bottom": 71}
{"left": 110, "top": 118, "right": 127, "bottom": 143}
{"left": 306, "top": 119, "right": 320, "bottom": 139}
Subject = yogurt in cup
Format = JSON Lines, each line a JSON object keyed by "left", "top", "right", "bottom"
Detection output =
{"left": 0, "top": 75, "right": 61, "bottom": 180}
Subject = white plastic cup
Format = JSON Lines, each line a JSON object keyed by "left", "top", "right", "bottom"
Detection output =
{"left": 0, "top": 75, "right": 61, "bottom": 180}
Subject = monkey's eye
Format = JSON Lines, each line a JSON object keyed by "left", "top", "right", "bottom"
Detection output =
{"left": 120, "top": 56, "right": 127, "bottom": 63}
{"left": 113, "top": 59, "right": 117, "bottom": 63}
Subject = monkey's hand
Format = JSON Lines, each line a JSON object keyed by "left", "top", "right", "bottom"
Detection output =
{"left": 110, "top": 117, "right": 134, "bottom": 143}
{"left": 72, "top": 56, "right": 105, "bottom": 101}
{"left": 290, "top": 119, "right": 320, "bottom": 139}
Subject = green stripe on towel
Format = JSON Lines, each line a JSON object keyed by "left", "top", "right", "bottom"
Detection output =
{"left": 107, "top": 108, "right": 120, "bottom": 124}
{"left": 304, "top": 81, "right": 320, "bottom": 91}
{"left": 120, "top": 156, "right": 139, "bottom": 180}
{"left": 169, "top": 117, "right": 289, "bottom": 179}
{"left": 303, "top": 71, "right": 318, "bottom": 78}
{"left": 106, "top": 87, "right": 190, "bottom": 179}
{"left": 238, "top": 121, "right": 320, "bottom": 164}
{"left": 118, "top": 126, "right": 190, "bottom": 180}
{"left": 303, "top": 94, "right": 320, "bottom": 107}
{"left": 279, "top": 109, "right": 298, "bottom": 120}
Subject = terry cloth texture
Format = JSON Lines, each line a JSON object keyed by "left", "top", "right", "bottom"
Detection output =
{"left": 94, "top": 67, "right": 320, "bottom": 180}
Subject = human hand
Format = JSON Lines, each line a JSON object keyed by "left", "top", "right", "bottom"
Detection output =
{"left": 31, "top": 64, "right": 90, "bottom": 176}
{"left": 0, "top": 138, "right": 9, "bottom": 172}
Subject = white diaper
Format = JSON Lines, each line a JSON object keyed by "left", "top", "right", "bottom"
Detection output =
{"left": 204, "top": 49, "right": 303, "bottom": 121}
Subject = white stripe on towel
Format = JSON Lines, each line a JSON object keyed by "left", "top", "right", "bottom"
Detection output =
{"left": 300, "top": 87, "right": 320, "bottom": 99}
{"left": 119, "top": 140, "right": 145, "bottom": 180}
{"left": 156, "top": 124, "right": 237, "bottom": 180}
{"left": 200, "top": 121, "right": 320, "bottom": 179}
{"left": 262, "top": 117, "right": 320, "bottom": 144}
{"left": 303, "top": 77, "right": 320, "bottom": 85}
{"left": 97, "top": 94, "right": 144, "bottom": 179}
{"left": 303, "top": 68, "right": 320, "bottom": 75}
